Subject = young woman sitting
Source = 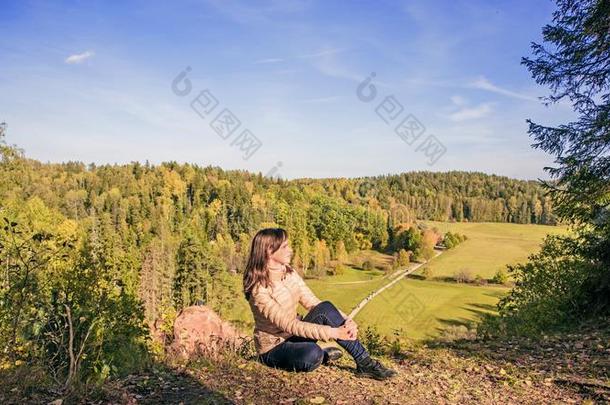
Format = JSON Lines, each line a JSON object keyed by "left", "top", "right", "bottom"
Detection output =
{"left": 243, "top": 227, "right": 397, "bottom": 380}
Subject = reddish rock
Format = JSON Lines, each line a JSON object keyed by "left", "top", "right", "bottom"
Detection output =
{"left": 168, "top": 305, "right": 248, "bottom": 360}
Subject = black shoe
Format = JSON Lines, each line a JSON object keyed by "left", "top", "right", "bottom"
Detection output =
{"left": 322, "top": 347, "right": 343, "bottom": 364}
{"left": 355, "top": 356, "right": 397, "bottom": 380}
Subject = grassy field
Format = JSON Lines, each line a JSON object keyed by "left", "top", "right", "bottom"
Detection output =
{"left": 316, "top": 265, "right": 386, "bottom": 283}
{"left": 419, "top": 221, "right": 568, "bottom": 280}
{"left": 353, "top": 222, "right": 566, "bottom": 340}
{"left": 354, "top": 278, "right": 509, "bottom": 341}
{"left": 305, "top": 277, "right": 387, "bottom": 315}
{"left": 304, "top": 249, "right": 400, "bottom": 315}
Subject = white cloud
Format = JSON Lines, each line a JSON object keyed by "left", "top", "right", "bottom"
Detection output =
{"left": 305, "top": 47, "right": 362, "bottom": 82}
{"left": 444, "top": 95, "right": 494, "bottom": 122}
{"left": 450, "top": 95, "right": 467, "bottom": 106}
{"left": 65, "top": 50, "right": 95, "bottom": 64}
{"left": 470, "top": 76, "right": 538, "bottom": 102}
{"left": 448, "top": 101, "right": 494, "bottom": 122}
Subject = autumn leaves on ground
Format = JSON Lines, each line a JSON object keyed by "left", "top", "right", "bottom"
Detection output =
{"left": 100, "top": 319, "right": 610, "bottom": 404}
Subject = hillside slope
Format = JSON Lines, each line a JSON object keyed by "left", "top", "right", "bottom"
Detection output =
{"left": 66, "top": 321, "right": 610, "bottom": 403}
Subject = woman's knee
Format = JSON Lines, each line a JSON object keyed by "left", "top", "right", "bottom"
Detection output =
{"left": 306, "top": 301, "right": 344, "bottom": 328}
{"left": 314, "top": 301, "right": 343, "bottom": 322}
{"left": 296, "top": 346, "right": 324, "bottom": 372}
{"left": 315, "top": 300, "right": 337, "bottom": 312}
{"left": 263, "top": 343, "right": 324, "bottom": 373}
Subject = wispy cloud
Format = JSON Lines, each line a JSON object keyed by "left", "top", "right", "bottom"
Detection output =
{"left": 299, "top": 95, "right": 342, "bottom": 104}
{"left": 470, "top": 76, "right": 538, "bottom": 102}
{"left": 65, "top": 50, "right": 95, "bottom": 64}
{"left": 445, "top": 95, "right": 494, "bottom": 122}
{"left": 450, "top": 95, "right": 467, "bottom": 107}
{"left": 297, "top": 47, "right": 348, "bottom": 59}
{"left": 250, "top": 46, "right": 373, "bottom": 86}
{"left": 310, "top": 57, "right": 362, "bottom": 82}
{"left": 253, "top": 57, "right": 284, "bottom": 64}
{"left": 305, "top": 46, "right": 373, "bottom": 84}
{"left": 449, "top": 102, "right": 494, "bottom": 121}
{"left": 204, "top": 0, "right": 310, "bottom": 25}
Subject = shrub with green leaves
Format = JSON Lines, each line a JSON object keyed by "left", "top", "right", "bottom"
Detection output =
{"left": 362, "top": 260, "right": 374, "bottom": 271}
{"left": 486, "top": 232, "right": 608, "bottom": 336}
{"left": 491, "top": 269, "right": 509, "bottom": 285}
{"left": 0, "top": 207, "right": 149, "bottom": 392}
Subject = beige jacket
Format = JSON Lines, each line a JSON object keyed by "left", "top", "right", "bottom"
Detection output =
{"left": 247, "top": 265, "right": 347, "bottom": 355}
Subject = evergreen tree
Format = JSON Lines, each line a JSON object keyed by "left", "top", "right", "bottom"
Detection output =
{"left": 522, "top": 0, "right": 609, "bottom": 224}
{"left": 487, "top": 0, "right": 610, "bottom": 335}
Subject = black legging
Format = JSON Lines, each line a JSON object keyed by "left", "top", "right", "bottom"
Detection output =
{"left": 258, "top": 301, "right": 370, "bottom": 372}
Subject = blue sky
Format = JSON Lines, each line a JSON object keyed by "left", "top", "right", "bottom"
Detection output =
{"left": 1, "top": 0, "right": 573, "bottom": 180}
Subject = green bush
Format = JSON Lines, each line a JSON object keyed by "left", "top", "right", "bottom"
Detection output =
{"left": 0, "top": 214, "right": 149, "bottom": 393}
{"left": 362, "top": 260, "right": 374, "bottom": 271}
{"left": 442, "top": 232, "right": 467, "bottom": 249}
{"left": 491, "top": 268, "right": 509, "bottom": 285}
{"left": 359, "top": 325, "right": 410, "bottom": 358}
{"left": 360, "top": 325, "right": 385, "bottom": 356}
{"left": 481, "top": 232, "right": 610, "bottom": 337}
{"left": 474, "top": 274, "right": 487, "bottom": 286}
{"left": 327, "top": 263, "right": 347, "bottom": 276}
{"left": 421, "top": 266, "right": 434, "bottom": 280}
{"left": 397, "top": 249, "right": 410, "bottom": 266}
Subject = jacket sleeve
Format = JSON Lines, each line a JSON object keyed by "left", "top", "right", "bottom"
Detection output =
{"left": 295, "top": 272, "right": 349, "bottom": 319}
{"left": 295, "top": 271, "right": 322, "bottom": 311}
{"left": 251, "top": 285, "right": 335, "bottom": 341}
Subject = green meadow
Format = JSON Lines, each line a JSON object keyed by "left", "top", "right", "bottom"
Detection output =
{"left": 352, "top": 222, "right": 567, "bottom": 340}
{"left": 420, "top": 221, "right": 569, "bottom": 279}
{"left": 354, "top": 278, "right": 509, "bottom": 340}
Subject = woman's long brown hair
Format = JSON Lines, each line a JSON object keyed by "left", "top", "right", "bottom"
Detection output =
{"left": 243, "top": 228, "right": 294, "bottom": 300}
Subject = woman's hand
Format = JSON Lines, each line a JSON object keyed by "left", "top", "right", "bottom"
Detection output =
{"left": 333, "top": 319, "right": 358, "bottom": 340}
{"left": 345, "top": 318, "right": 358, "bottom": 339}
{"left": 344, "top": 317, "right": 358, "bottom": 330}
